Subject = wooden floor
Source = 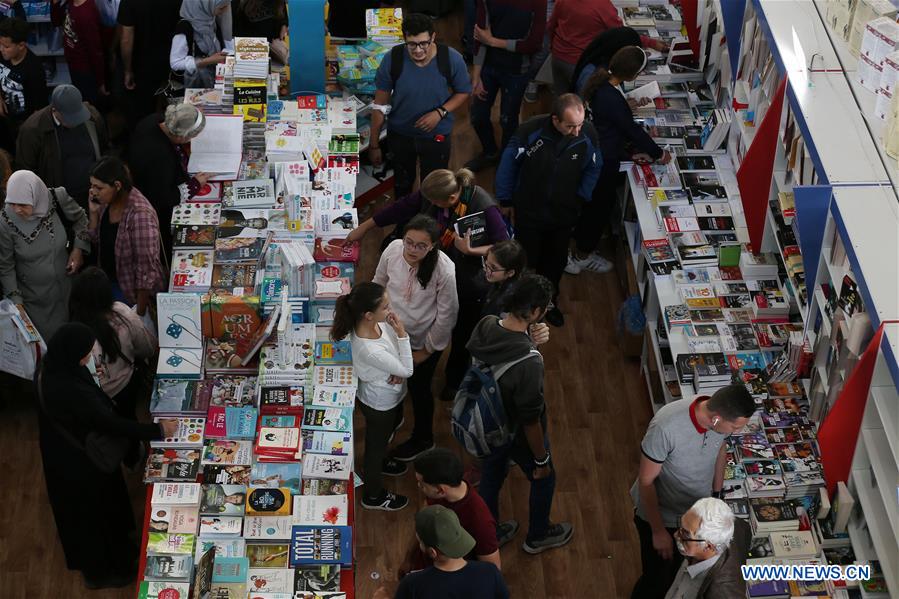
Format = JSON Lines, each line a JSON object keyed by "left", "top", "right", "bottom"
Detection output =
{"left": 0, "top": 9, "right": 654, "bottom": 599}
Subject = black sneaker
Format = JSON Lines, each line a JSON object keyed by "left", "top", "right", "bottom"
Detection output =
{"left": 391, "top": 438, "right": 436, "bottom": 462}
{"left": 522, "top": 522, "right": 574, "bottom": 554}
{"left": 382, "top": 458, "right": 408, "bottom": 477}
{"left": 544, "top": 307, "right": 565, "bottom": 327}
{"left": 464, "top": 152, "right": 499, "bottom": 172}
{"left": 496, "top": 519, "right": 520, "bottom": 548}
{"left": 387, "top": 416, "right": 405, "bottom": 445}
{"left": 361, "top": 491, "right": 409, "bottom": 511}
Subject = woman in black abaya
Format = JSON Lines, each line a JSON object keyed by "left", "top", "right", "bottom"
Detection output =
{"left": 36, "top": 323, "right": 175, "bottom": 589}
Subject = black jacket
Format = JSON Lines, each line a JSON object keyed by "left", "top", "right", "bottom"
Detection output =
{"left": 589, "top": 81, "right": 663, "bottom": 170}
{"left": 495, "top": 115, "right": 602, "bottom": 229}
{"left": 129, "top": 113, "right": 189, "bottom": 231}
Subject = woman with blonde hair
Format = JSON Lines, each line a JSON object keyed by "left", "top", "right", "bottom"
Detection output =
{"left": 346, "top": 167, "right": 510, "bottom": 399}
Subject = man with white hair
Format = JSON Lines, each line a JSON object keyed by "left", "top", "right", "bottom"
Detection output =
{"left": 665, "top": 497, "right": 750, "bottom": 599}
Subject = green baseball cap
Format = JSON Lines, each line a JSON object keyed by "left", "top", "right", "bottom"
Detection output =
{"left": 415, "top": 505, "right": 475, "bottom": 559}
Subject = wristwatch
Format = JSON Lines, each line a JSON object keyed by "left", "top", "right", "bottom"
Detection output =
{"left": 436, "top": 106, "right": 448, "bottom": 119}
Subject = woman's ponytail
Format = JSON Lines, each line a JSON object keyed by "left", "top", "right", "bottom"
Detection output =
{"left": 329, "top": 282, "right": 386, "bottom": 341}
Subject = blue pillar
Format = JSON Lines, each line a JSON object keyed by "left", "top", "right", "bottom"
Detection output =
{"left": 288, "top": 0, "right": 327, "bottom": 95}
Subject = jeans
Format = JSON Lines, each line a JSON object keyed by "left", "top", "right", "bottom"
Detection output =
{"left": 359, "top": 401, "right": 404, "bottom": 500}
{"left": 478, "top": 418, "right": 555, "bottom": 542}
{"left": 387, "top": 130, "right": 452, "bottom": 200}
{"left": 470, "top": 65, "right": 530, "bottom": 156}
{"left": 443, "top": 302, "right": 483, "bottom": 392}
{"left": 631, "top": 514, "right": 683, "bottom": 599}
{"left": 550, "top": 56, "right": 576, "bottom": 96}
{"left": 572, "top": 164, "right": 623, "bottom": 254}
{"left": 514, "top": 223, "right": 572, "bottom": 302}
{"left": 527, "top": 33, "right": 552, "bottom": 82}
{"left": 408, "top": 350, "right": 443, "bottom": 444}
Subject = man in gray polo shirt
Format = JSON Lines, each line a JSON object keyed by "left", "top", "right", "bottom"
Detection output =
{"left": 629, "top": 384, "right": 755, "bottom": 599}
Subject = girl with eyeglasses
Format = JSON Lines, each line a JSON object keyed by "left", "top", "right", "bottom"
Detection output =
{"left": 373, "top": 214, "right": 459, "bottom": 463}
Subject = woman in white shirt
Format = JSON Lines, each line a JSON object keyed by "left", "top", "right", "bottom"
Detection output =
{"left": 332, "top": 282, "right": 414, "bottom": 511}
{"left": 373, "top": 214, "right": 459, "bottom": 463}
{"left": 170, "top": 0, "right": 233, "bottom": 88}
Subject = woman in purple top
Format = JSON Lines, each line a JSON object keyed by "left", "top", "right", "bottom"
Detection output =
{"left": 346, "top": 168, "right": 510, "bottom": 400}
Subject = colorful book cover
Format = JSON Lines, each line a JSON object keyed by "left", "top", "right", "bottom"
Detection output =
{"left": 204, "top": 406, "right": 228, "bottom": 438}
{"left": 293, "top": 494, "right": 348, "bottom": 526}
{"left": 143, "top": 555, "right": 194, "bottom": 581}
{"left": 249, "top": 462, "right": 302, "bottom": 494}
{"left": 233, "top": 79, "right": 267, "bottom": 122}
{"left": 309, "top": 386, "right": 354, "bottom": 408}
{"left": 247, "top": 568, "right": 293, "bottom": 593}
{"left": 137, "top": 580, "right": 192, "bottom": 598}
{"left": 201, "top": 439, "right": 254, "bottom": 466}
{"left": 212, "top": 556, "right": 251, "bottom": 584}
{"left": 173, "top": 225, "right": 217, "bottom": 249}
{"left": 169, "top": 249, "right": 214, "bottom": 292}
{"left": 147, "top": 532, "right": 196, "bottom": 555}
{"left": 144, "top": 447, "right": 202, "bottom": 483}
{"left": 301, "top": 430, "right": 352, "bottom": 455}
{"left": 148, "top": 505, "right": 199, "bottom": 535}
{"left": 245, "top": 487, "right": 292, "bottom": 516}
{"left": 202, "top": 293, "right": 262, "bottom": 341}
{"left": 313, "top": 366, "right": 354, "bottom": 387}
{"left": 302, "top": 454, "right": 351, "bottom": 481}
{"left": 194, "top": 537, "right": 246, "bottom": 562}
{"left": 225, "top": 406, "right": 258, "bottom": 439}
{"left": 200, "top": 483, "right": 248, "bottom": 515}
{"left": 202, "top": 464, "right": 252, "bottom": 486}
{"left": 313, "top": 237, "right": 360, "bottom": 262}
{"left": 157, "top": 293, "right": 204, "bottom": 349}
{"left": 246, "top": 543, "right": 290, "bottom": 568}
{"left": 259, "top": 386, "right": 305, "bottom": 415}
{"left": 301, "top": 479, "right": 349, "bottom": 496}
{"left": 243, "top": 516, "right": 294, "bottom": 540}
{"left": 259, "top": 415, "right": 299, "bottom": 428}
{"left": 289, "top": 526, "right": 353, "bottom": 566}
{"left": 293, "top": 564, "right": 342, "bottom": 592}
{"left": 313, "top": 340, "right": 352, "bottom": 365}
{"left": 210, "top": 263, "right": 259, "bottom": 290}
{"left": 151, "top": 417, "right": 205, "bottom": 448}
{"left": 302, "top": 407, "right": 352, "bottom": 432}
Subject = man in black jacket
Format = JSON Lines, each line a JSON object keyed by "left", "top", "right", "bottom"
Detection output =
{"left": 467, "top": 274, "right": 573, "bottom": 555}
{"left": 494, "top": 93, "right": 602, "bottom": 326}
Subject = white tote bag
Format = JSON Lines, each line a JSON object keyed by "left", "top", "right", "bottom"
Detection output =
{"left": 0, "top": 300, "right": 45, "bottom": 380}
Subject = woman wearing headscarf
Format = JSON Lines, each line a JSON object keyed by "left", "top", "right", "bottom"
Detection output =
{"left": 170, "top": 0, "right": 234, "bottom": 88}
{"left": 0, "top": 170, "right": 90, "bottom": 339}
{"left": 129, "top": 103, "right": 209, "bottom": 255}
{"left": 36, "top": 323, "right": 176, "bottom": 590}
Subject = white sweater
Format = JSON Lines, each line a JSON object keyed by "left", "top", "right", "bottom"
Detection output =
{"left": 350, "top": 325, "right": 414, "bottom": 411}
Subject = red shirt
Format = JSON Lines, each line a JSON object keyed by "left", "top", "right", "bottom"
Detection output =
{"left": 52, "top": 0, "right": 106, "bottom": 86}
{"left": 547, "top": 0, "right": 657, "bottom": 65}
{"left": 412, "top": 484, "right": 499, "bottom": 569}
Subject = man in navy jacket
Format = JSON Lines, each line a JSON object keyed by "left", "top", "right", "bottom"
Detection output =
{"left": 495, "top": 93, "right": 602, "bottom": 327}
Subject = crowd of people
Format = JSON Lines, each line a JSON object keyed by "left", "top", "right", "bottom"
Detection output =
{"left": 0, "top": 1, "right": 753, "bottom": 597}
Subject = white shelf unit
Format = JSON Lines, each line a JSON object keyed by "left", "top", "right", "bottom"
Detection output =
{"left": 848, "top": 323, "right": 899, "bottom": 596}
{"left": 811, "top": 0, "right": 899, "bottom": 194}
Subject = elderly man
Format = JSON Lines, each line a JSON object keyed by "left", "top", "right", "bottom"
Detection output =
{"left": 665, "top": 497, "right": 751, "bottom": 599}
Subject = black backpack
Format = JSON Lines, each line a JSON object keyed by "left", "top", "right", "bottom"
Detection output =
{"left": 389, "top": 43, "right": 453, "bottom": 88}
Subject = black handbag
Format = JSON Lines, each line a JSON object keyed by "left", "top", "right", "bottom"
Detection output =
{"left": 36, "top": 369, "right": 130, "bottom": 474}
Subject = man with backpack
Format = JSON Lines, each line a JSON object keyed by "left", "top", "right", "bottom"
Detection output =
{"left": 371, "top": 13, "right": 472, "bottom": 199}
{"left": 462, "top": 273, "right": 572, "bottom": 554}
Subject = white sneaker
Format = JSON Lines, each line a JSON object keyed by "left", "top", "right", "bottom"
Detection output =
{"left": 565, "top": 253, "right": 614, "bottom": 275}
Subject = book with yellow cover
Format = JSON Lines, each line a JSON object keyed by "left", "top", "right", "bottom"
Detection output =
{"left": 245, "top": 487, "right": 292, "bottom": 516}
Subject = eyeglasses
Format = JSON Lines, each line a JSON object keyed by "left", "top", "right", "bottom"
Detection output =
{"left": 405, "top": 39, "right": 433, "bottom": 51}
{"left": 481, "top": 256, "right": 508, "bottom": 274}
{"left": 403, "top": 237, "right": 432, "bottom": 252}
{"left": 675, "top": 518, "right": 706, "bottom": 544}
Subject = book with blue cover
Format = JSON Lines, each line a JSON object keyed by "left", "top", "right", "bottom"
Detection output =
{"left": 211, "top": 556, "right": 249, "bottom": 583}
{"left": 289, "top": 526, "right": 352, "bottom": 566}
{"left": 225, "top": 407, "right": 258, "bottom": 439}
{"left": 314, "top": 340, "right": 352, "bottom": 365}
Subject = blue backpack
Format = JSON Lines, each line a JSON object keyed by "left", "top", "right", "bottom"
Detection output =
{"left": 451, "top": 349, "right": 542, "bottom": 458}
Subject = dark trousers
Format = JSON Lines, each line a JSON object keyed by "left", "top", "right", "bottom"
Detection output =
{"left": 631, "top": 514, "right": 683, "bottom": 599}
{"left": 359, "top": 401, "right": 404, "bottom": 500}
{"left": 443, "top": 303, "right": 483, "bottom": 392}
{"left": 387, "top": 130, "right": 451, "bottom": 200}
{"left": 515, "top": 222, "right": 572, "bottom": 301}
{"left": 478, "top": 418, "right": 555, "bottom": 542}
{"left": 408, "top": 350, "right": 443, "bottom": 444}
{"left": 463, "top": 0, "right": 476, "bottom": 55}
{"left": 572, "top": 164, "right": 623, "bottom": 254}
{"left": 470, "top": 65, "right": 530, "bottom": 156}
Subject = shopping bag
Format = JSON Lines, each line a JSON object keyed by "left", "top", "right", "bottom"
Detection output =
{"left": 0, "top": 300, "right": 44, "bottom": 380}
